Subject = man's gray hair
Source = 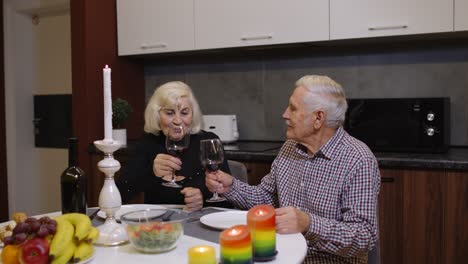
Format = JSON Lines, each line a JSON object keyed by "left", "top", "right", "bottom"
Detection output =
{"left": 144, "top": 81, "right": 203, "bottom": 135}
{"left": 295, "top": 75, "right": 348, "bottom": 128}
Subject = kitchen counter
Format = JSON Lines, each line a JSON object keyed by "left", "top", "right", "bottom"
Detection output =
{"left": 224, "top": 141, "right": 468, "bottom": 171}
{"left": 90, "top": 140, "right": 468, "bottom": 170}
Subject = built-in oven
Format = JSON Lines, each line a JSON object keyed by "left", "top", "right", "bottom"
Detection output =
{"left": 344, "top": 98, "right": 450, "bottom": 153}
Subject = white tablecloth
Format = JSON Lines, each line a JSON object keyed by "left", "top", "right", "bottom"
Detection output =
{"left": 92, "top": 233, "right": 306, "bottom": 264}
{"left": 1, "top": 206, "right": 307, "bottom": 264}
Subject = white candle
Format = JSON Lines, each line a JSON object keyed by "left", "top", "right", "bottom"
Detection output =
{"left": 103, "top": 65, "right": 113, "bottom": 142}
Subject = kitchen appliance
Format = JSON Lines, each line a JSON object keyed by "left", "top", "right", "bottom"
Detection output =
{"left": 344, "top": 98, "right": 450, "bottom": 153}
{"left": 202, "top": 115, "right": 239, "bottom": 143}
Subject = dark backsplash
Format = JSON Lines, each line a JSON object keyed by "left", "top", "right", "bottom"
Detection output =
{"left": 144, "top": 45, "right": 468, "bottom": 146}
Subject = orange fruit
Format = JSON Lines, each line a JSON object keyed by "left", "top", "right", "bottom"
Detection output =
{"left": 1, "top": 244, "right": 20, "bottom": 264}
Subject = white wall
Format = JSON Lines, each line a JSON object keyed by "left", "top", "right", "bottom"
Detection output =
{"left": 33, "top": 13, "right": 71, "bottom": 214}
{"left": 4, "top": 0, "right": 70, "bottom": 216}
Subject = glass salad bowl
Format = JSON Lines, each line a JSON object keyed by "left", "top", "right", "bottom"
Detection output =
{"left": 120, "top": 209, "right": 188, "bottom": 253}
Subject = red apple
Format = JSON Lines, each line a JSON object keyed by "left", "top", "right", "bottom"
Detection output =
{"left": 19, "top": 238, "right": 50, "bottom": 264}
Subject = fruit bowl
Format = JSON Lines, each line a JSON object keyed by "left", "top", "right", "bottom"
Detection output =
{"left": 120, "top": 209, "right": 188, "bottom": 253}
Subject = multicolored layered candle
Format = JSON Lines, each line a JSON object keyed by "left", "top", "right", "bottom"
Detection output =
{"left": 219, "top": 225, "right": 253, "bottom": 264}
{"left": 247, "top": 204, "right": 277, "bottom": 261}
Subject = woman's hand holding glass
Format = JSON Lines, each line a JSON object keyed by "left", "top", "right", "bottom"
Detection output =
{"left": 153, "top": 153, "right": 182, "bottom": 179}
{"left": 153, "top": 156, "right": 203, "bottom": 211}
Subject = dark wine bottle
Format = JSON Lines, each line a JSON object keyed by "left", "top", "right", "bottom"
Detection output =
{"left": 61, "top": 138, "right": 87, "bottom": 214}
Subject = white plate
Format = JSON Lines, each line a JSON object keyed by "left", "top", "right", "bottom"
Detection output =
{"left": 200, "top": 211, "right": 247, "bottom": 230}
{"left": 0, "top": 220, "right": 14, "bottom": 229}
{"left": 97, "top": 204, "right": 166, "bottom": 220}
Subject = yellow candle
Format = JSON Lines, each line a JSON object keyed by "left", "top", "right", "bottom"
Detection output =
{"left": 188, "top": 245, "right": 216, "bottom": 264}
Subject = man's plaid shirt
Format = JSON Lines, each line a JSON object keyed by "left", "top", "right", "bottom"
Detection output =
{"left": 224, "top": 126, "right": 381, "bottom": 263}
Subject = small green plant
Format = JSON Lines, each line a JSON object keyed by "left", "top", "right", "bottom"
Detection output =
{"left": 112, "top": 98, "right": 133, "bottom": 129}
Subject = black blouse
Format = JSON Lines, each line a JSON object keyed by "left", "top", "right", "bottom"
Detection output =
{"left": 116, "top": 130, "right": 233, "bottom": 208}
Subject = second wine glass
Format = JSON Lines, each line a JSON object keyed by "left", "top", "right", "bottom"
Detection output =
{"left": 162, "top": 125, "right": 190, "bottom": 188}
{"left": 200, "top": 138, "right": 227, "bottom": 202}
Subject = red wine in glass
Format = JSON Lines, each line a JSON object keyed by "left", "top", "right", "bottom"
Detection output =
{"left": 200, "top": 139, "right": 227, "bottom": 202}
{"left": 163, "top": 125, "right": 190, "bottom": 188}
{"left": 167, "top": 145, "right": 187, "bottom": 158}
{"left": 202, "top": 160, "right": 222, "bottom": 173}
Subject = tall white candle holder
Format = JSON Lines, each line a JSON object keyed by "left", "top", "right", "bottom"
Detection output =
{"left": 93, "top": 139, "right": 128, "bottom": 246}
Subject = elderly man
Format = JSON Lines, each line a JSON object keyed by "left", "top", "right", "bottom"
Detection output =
{"left": 206, "top": 75, "right": 380, "bottom": 263}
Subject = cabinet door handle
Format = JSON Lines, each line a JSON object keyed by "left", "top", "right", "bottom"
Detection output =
{"left": 240, "top": 35, "right": 273, "bottom": 41}
{"left": 381, "top": 177, "right": 395, "bottom": 183}
{"left": 368, "top": 25, "right": 408, "bottom": 31}
{"left": 140, "top": 43, "right": 167, "bottom": 49}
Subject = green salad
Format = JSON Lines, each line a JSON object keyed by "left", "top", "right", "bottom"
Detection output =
{"left": 127, "top": 222, "right": 182, "bottom": 252}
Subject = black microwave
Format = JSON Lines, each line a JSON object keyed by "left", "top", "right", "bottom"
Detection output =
{"left": 344, "top": 98, "right": 450, "bottom": 153}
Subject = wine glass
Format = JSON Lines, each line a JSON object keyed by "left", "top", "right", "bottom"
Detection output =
{"left": 200, "top": 138, "right": 227, "bottom": 202}
{"left": 162, "top": 125, "right": 190, "bottom": 188}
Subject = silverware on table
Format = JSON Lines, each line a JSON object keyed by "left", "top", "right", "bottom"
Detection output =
{"left": 186, "top": 217, "right": 201, "bottom": 223}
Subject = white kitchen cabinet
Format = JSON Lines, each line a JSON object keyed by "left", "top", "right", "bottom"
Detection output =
{"left": 455, "top": 0, "right": 468, "bottom": 31}
{"left": 116, "top": 0, "right": 194, "bottom": 55}
{"left": 194, "top": 0, "right": 329, "bottom": 50}
{"left": 330, "top": 0, "right": 453, "bottom": 40}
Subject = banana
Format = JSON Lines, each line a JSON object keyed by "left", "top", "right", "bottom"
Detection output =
{"left": 84, "top": 226, "right": 99, "bottom": 244}
{"left": 49, "top": 218, "right": 74, "bottom": 258}
{"left": 50, "top": 240, "right": 76, "bottom": 264}
{"left": 72, "top": 241, "right": 94, "bottom": 263}
{"left": 56, "top": 213, "right": 92, "bottom": 241}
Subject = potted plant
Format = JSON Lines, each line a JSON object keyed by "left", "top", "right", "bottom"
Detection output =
{"left": 112, "top": 98, "right": 133, "bottom": 147}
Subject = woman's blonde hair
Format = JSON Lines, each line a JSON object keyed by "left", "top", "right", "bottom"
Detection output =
{"left": 295, "top": 75, "right": 348, "bottom": 128}
{"left": 144, "top": 81, "right": 203, "bottom": 135}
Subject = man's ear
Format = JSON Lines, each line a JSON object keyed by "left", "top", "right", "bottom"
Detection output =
{"left": 314, "top": 110, "right": 325, "bottom": 129}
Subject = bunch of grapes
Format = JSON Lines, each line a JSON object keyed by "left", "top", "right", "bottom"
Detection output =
{"left": 2, "top": 216, "right": 57, "bottom": 245}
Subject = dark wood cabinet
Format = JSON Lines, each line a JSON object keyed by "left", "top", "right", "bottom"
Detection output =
{"left": 378, "top": 171, "right": 404, "bottom": 264}
{"left": 443, "top": 171, "right": 468, "bottom": 264}
{"left": 403, "top": 170, "right": 444, "bottom": 264}
{"left": 379, "top": 169, "right": 445, "bottom": 264}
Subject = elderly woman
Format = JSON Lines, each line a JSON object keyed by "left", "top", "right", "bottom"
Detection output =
{"left": 117, "top": 81, "right": 232, "bottom": 211}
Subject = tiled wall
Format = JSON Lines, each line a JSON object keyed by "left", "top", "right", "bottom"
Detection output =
{"left": 144, "top": 46, "right": 468, "bottom": 146}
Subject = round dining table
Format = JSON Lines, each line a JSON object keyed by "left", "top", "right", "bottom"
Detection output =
{"left": 0, "top": 205, "right": 308, "bottom": 264}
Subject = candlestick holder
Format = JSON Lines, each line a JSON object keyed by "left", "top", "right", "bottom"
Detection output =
{"left": 93, "top": 139, "right": 128, "bottom": 246}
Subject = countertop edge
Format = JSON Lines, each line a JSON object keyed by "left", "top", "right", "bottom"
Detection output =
{"left": 88, "top": 142, "right": 468, "bottom": 171}
{"left": 225, "top": 149, "right": 468, "bottom": 171}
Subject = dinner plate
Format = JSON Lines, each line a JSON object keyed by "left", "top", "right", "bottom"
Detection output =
{"left": 97, "top": 204, "right": 166, "bottom": 220}
{"left": 200, "top": 211, "right": 247, "bottom": 230}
